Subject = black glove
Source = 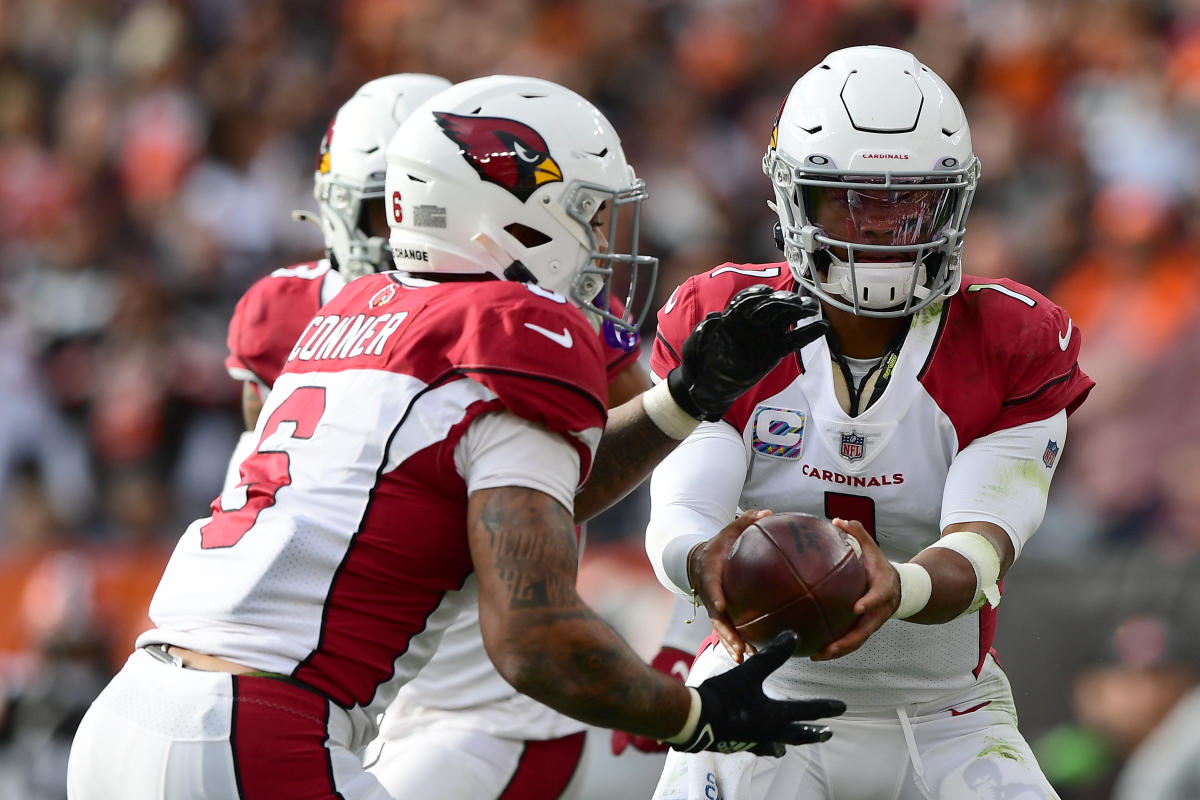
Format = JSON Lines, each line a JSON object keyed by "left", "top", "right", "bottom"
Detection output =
{"left": 668, "top": 286, "right": 827, "bottom": 421}
{"left": 671, "top": 631, "right": 845, "bottom": 757}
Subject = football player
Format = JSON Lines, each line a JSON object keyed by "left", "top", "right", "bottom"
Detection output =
{"left": 221, "top": 72, "right": 670, "bottom": 800}
{"left": 66, "top": 75, "right": 840, "bottom": 800}
{"left": 644, "top": 46, "right": 1094, "bottom": 800}
{"left": 221, "top": 73, "right": 453, "bottom": 492}
{"left": 221, "top": 69, "right": 657, "bottom": 799}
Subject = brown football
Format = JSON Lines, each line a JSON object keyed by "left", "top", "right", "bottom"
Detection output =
{"left": 722, "top": 512, "right": 867, "bottom": 657}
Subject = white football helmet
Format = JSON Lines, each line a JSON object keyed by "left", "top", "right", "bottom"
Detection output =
{"left": 763, "top": 46, "right": 980, "bottom": 317}
{"left": 312, "top": 73, "right": 452, "bottom": 279}
{"left": 385, "top": 75, "right": 657, "bottom": 344}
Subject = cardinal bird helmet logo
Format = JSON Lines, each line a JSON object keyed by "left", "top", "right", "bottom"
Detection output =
{"left": 769, "top": 91, "right": 789, "bottom": 152}
{"left": 317, "top": 115, "right": 335, "bottom": 175}
{"left": 434, "top": 111, "right": 564, "bottom": 202}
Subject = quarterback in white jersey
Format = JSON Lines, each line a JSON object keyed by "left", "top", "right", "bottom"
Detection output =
{"left": 646, "top": 47, "right": 1094, "bottom": 800}
{"left": 66, "top": 76, "right": 842, "bottom": 800}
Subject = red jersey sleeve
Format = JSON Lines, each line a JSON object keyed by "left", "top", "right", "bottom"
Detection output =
{"left": 225, "top": 262, "right": 330, "bottom": 388}
{"left": 924, "top": 277, "right": 1095, "bottom": 445}
{"left": 990, "top": 295, "right": 1092, "bottom": 428}
{"left": 650, "top": 279, "right": 702, "bottom": 380}
{"left": 440, "top": 283, "right": 609, "bottom": 482}
{"left": 650, "top": 262, "right": 796, "bottom": 381}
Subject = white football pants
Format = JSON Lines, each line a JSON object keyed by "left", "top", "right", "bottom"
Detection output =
{"left": 67, "top": 647, "right": 393, "bottom": 800}
{"left": 652, "top": 652, "right": 1059, "bottom": 800}
{"left": 366, "top": 720, "right": 587, "bottom": 800}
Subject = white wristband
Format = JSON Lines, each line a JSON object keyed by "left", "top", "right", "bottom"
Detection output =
{"left": 665, "top": 686, "right": 704, "bottom": 744}
{"left": 889, "top": 562, "right": 932, "bottom": 620}
{"left": 642, "top": 381, "right": 701, "bottom": 441}
{"left": 925, "top": 530, "right": 1001, "bottom": 613}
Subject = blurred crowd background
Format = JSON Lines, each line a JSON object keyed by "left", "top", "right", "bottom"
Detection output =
{"left": 1, "top": 1, "right": 1199, "bottom": 798}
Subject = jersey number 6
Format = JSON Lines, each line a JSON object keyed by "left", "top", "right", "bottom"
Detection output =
{"left": 201, "top": 386, "right": 327, "bottom": 549}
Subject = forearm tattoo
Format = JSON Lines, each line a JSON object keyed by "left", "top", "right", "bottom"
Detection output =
{"left": 476, "top": 487, "right": 580, "bottom": 610}
{"left": 469, "top": 485, "right": 690, "bottom": 738}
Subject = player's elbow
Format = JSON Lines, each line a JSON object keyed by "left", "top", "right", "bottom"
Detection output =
{"left": 484, "top": 637, "right": 543, "bottom": 695}
{"left": 478, "top": 615, "right": 542, "bottom": 694}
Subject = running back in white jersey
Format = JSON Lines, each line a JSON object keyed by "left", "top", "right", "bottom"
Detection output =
{"left": 141, "top": 272, "right": 608, "bottom": 745}
{"left": 223, "top": 261, "right": 642, "bottom": 746}
{"left": 649, "top": 263, "right": 1092, "bottom": 708}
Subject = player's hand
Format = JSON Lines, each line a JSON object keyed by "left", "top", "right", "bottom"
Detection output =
{"left": 688, "top": 509, "right": 772, "bottom": 664}
{"left": 669, "top": 630, "right": 845, "bottom": 756}
{"left": 812, "top": 518, "right": 900, "bottom": 661}
{"left": 668, "top": 286, "right": 827, "bottom": 421}
{"left": 610, "top": 646, "right": 695, "bottom": 755}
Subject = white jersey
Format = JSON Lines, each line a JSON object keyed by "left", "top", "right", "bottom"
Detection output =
{"left": 141, "top": 273, "right": 609, "bottom": 748}
{"left": 647, "top": 264, "right": 1093, "bottom": 709}
{"left": 221, "top": 262, "right": 640, "bottom": 745}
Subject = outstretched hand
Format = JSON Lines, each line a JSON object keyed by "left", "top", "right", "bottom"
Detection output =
{"left": 669, "top": 286, "right": 828, "bottom": 421}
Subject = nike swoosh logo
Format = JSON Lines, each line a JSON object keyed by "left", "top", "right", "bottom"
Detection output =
{"left": 670, "top": 661, "right": 690, "bottom": 681}
{"left": 1058, "top": 319, "right": 1073, "bottom": 351}
{"left": 524, "top": 322, "right": 573, "bottom": 348}
{"left": 949, "top": 701, "right": 992, "bottom": 716}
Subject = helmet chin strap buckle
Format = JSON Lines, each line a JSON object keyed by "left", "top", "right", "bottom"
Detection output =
{"left": 502, "top": 260, "right": 538, "bottom": 284}
{"left": 471, "top": 231, "right": 532, "bottom": 282}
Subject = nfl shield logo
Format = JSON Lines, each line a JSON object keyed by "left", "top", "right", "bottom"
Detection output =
{"left": 840, "top": 431, "right": 865, "bottom": 462}
{"left": 1043, "top": 440, "right": 1059, "bottom": 468}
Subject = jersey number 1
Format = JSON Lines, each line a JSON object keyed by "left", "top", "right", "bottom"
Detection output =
{"left": 201, "top": 386, "right": 327, "bottom": 549}
{"left": 823, "top": 491, "right": 877, "bottom": 540}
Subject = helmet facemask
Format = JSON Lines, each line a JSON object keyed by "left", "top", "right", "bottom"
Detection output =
{"left": 555, "top": 180, "right": 657, "bottom": 350}
{"left": 768, "top": 157, "right": 979, "bottom": 317}
{"left": 314, "top": 175, "right": 392, "bottom": 280}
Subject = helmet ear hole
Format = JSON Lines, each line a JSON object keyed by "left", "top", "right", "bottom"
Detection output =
{"left": 504, "top": 223, "right": 553, "bottom": 248}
